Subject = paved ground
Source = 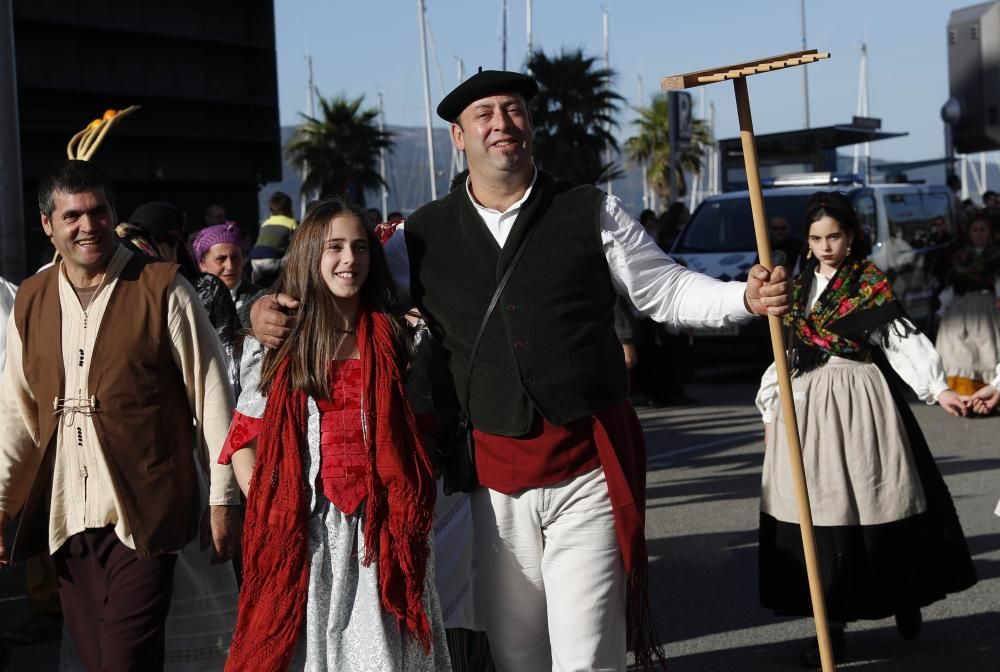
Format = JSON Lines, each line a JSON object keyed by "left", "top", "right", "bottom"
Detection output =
{"left": 2, "top": 363, "right": 998, "bottom": 671}
{"left": 640, "top": 365, "right": 1000, "bottom": 671}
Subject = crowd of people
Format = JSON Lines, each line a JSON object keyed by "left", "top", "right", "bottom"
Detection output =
{"left": 0, "top": 66, "right": 996, "bottom": 672}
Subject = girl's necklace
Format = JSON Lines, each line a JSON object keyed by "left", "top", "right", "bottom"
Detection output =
{"left": 333, "top": 327, "right": 356, "bottom": 336}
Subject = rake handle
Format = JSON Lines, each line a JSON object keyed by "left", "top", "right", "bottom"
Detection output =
{"left": 733, "top": 75, "right": 835, "bottom": 672}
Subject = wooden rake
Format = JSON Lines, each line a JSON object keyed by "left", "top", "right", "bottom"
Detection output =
{"left": 663, "top": 48, "right": 834, "bottom": 672}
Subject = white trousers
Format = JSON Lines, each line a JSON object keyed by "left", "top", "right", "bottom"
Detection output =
{"left": 471, "top": 467, "right": 626, "bottom": 672}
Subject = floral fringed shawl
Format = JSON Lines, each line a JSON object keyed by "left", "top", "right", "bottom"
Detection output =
{"left": 785, "top": 259, "right": 916, "bottom": 373}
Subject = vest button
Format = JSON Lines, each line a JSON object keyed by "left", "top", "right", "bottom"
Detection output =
{"left": 505, "top": 303, "right": 516, "bottom": 312}
{"left": 513, "top": 339, "right": 525, "bottom": 351}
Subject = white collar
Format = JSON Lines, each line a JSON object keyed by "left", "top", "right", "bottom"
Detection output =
{"left": 465, "top": 166, "right": 538, "bottom": 215}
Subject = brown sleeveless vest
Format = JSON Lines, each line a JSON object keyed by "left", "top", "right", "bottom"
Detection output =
{"left": 11, "top": 253, "right": 198, "bottom": 560}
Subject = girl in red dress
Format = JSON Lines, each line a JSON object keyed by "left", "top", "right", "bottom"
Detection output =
{"left": 219, "top": 198, "right": 450, "bottom": 671}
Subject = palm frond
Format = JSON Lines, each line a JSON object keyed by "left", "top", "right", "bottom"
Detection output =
{"left": 284, "top": 93, "right": 394, "bottom": 206}
{"left": 527, "top": 48, "right": 625, "bottom": 186}
{"left": 625, "top": 95, "right": 711, "bottom": 204}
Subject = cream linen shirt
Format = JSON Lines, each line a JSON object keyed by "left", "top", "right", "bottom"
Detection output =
{"left": 0, "top": 246, "right": 240, "bottom": 554}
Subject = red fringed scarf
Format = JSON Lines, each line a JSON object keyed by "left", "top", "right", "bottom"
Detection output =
{"left": 225, "top": 309, "right": 436, "bottom": 672}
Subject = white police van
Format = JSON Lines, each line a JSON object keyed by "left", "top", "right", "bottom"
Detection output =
{"left": 670, "top": 177, "right": 954, "bottom": 353}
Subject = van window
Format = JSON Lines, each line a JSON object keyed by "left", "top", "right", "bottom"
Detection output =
{"left": 675, "top": 194, "right": 811, "bottom": 253}
{"left": 922, "top": 192, "right": 952, "bottom": 244}
{"left": 853, "top": 193, "right": 877, "bottom": 244}
{"left": 885, "top": 192, "right": 932, "bottom": 249}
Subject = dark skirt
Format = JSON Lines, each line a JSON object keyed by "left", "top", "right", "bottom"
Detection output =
{"left": 758, "top": 358, "right": 978, "bottom": 622}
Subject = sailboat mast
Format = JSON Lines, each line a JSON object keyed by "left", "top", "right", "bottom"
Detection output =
{"left": 709, "top": 101, "right": 717, "bottom": 196}
{"left": 450, "top": 59, "right": 466, "bottom": 180}
{"left": 637, "top": 73, "right": 650, "bottom": 211}
{"left": 378, "top": 91, "right": 389, "bottom": 220}
{"left": 801, "top": 0, "right": 810, "bottom": 128}
{"left": 306, "top": 54, "right": 315, "bottom": 118}
{"left": 689, "top": 87, "right": 706, "bottom": 211}
{"left": 526, "top": 0, "right": 533, "bottom": 63}
{"left": 417, "top": 0, "right": 438, "bottom": 200}
{"left": 852, "top": 43, "right": 869, "bottom": 178}
{"left": 300, "top": 52, "right": 316, "bottom": 219}
{"left": 501, "top": 0, "right": 508, "bottom": 70}
{"left": 603, "top": 7, "right": 612, "bottom": 196}
{"left": 850, "top": 42, "right": 873, "bottom": 182}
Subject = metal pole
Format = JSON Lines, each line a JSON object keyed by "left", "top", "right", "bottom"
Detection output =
{"left": 501, "top": 0, "right": 508, "bottom": 70}
{"left": 417, "top": 0, "right": 438, "bottom": 200}
{"left": 638, "top": 74, "right": 650, "bottom": 211}
{"left": 710, "top": 101, "right": 717, "bottom": 195}
{"left": 306, "top": 55, "right": 316, "bottom": 118}
{"left": 378, "top": 92, "right": 389, "bottom": 220}
{"left": 526, "top": 0, "right": 533, "bottom": 64}
{"left": 982, "top": 152, "right": 988, "bottom": 194}
{"left": 961, "top": 155, "right": 971, "bottom": 201}
{"left": 801, "top": 0, "right": 810, "bottom": 128}
{"left": 450, "top": 59, "right": 466, "bottom": 180}
{"left": 735, "top": 74, "right": 834, "bottom": 672}
{"left": 300, "top": 52, "right": 316, "bottom": 219}
{"left": 689, "top": 87, "right": 706, "bottom": 210}
{"left": 0, "top": 0, "right": 25, "bottom": 281}
{"left": 669, "top": 95, "right": 677, "bottom": 205}
{"left": 944, "top": 121, "right": 955, "bottom": 191}
{"left": 861, "top": 43, "right": 871, "bottom": 183}
{"left": 603, "top": 7, "right": 612, "bottom": 195}
{"left": 852, "top": 44, "right": 865, "bottom": 175}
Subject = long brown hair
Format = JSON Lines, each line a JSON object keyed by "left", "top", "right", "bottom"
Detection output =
{"left": 258, "top": 197, "right": 403, "bottom": 400}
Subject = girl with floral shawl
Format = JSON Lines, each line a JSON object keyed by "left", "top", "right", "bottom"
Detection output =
{"left": 755, "top": 192, "right": 977, "bottom": 668}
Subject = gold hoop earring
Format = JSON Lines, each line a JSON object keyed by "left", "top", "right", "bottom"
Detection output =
{"left": 846, "top": 246, "right": 852, "bottom": 256}
{"left": 806, "top": 248, "right": 813, "bottom": 259}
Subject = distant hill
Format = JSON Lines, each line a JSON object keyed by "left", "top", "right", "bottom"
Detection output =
{"left": 258, "top": 126, "right": 971, "bottom": 224}
{"left": 258, "top": 125, "right": 650, "bottom": 220}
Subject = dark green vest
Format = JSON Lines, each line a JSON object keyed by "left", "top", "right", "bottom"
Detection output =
{"left": 405, "top": 171, "right": 627, "bottom": 436}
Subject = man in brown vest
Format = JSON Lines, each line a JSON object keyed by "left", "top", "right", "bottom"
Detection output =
{"left": 0, "top": 160, "right": 241, "bottom": 670}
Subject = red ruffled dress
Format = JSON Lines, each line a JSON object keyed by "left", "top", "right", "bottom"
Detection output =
{"left": 220, "top": 341, "right": 451, "bottom": 671}
{"left": 220, "top": 359, "right": 368, "bottom": 515}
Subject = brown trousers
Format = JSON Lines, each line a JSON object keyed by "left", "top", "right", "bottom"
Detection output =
{"left": 26, "top": 553, "right": 61, "bottom": 615}
{"left": 54, "top": 527, "right": 176, "bottom": 672}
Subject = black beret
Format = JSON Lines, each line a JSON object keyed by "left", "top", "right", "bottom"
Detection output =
{"left": 436, "top": 69, "right": 539, "bottom": 122}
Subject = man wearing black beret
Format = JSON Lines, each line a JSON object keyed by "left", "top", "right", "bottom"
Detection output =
{"left": 251, "top": 69, "right": 789, "bottom": 671}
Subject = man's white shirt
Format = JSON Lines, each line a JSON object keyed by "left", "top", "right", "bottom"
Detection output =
{"left": 384, "top": 172, "right": 753, "bottom": 330}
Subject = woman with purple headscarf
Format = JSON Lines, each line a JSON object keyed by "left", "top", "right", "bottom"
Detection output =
{"left": 193, "top": 222, "right": 264, "bottom": 329}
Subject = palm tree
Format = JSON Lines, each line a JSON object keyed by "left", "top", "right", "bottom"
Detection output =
{"left": 526, "top": 49, "right": 626, "bottom": 186}
{"left": 626, "top": 95, "right": 711, "bottom": 208}
{"left": 285, "top": 94, "right": 393, "bottom": 206}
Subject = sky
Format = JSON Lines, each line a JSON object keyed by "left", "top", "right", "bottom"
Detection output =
{"left": 273, "top": 0, "right": 984, "bottom": 165}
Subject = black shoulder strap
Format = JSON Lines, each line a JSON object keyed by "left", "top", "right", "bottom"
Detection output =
{"left": 463, "top": 221, "right": 540, "bottom": 412}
